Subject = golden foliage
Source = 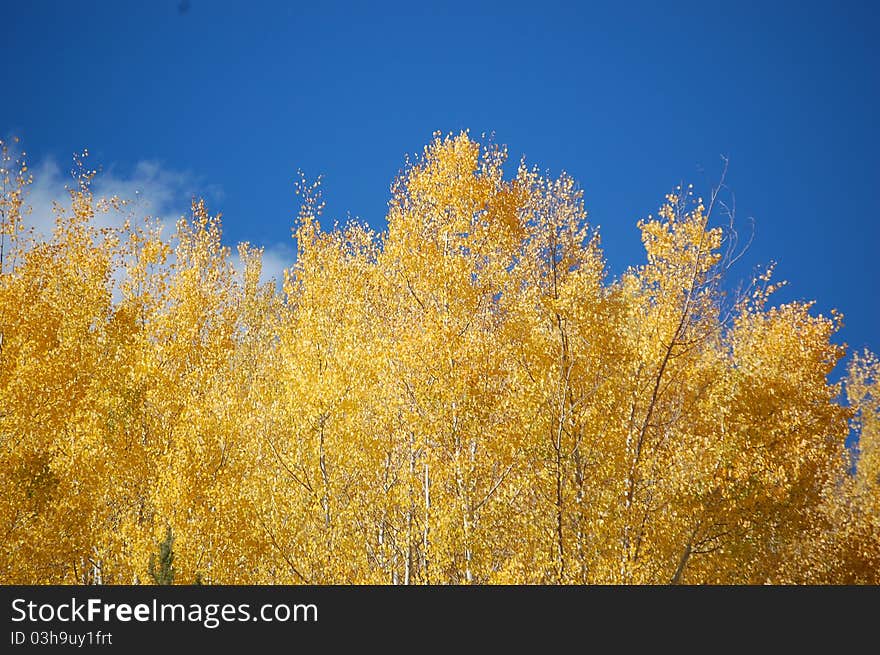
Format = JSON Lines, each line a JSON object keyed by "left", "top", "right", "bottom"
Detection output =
{"left": 0, "top": 133, "right": 874, "bottom": 584}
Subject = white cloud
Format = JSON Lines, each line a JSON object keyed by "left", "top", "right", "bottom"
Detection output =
{"left": 228, "top": 241, "right": 296, "bottom": 293}
{"left": 23, "top": 156, "right": 196, "bottom": 239}
{"left": 20, "top": 154, "right": 292, "bottom": 289}
{"left": 255, "top": 242, "right": 296, "bottom": 290}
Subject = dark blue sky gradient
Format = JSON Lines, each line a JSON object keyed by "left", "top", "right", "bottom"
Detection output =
{"left": 3, "top": 1, "right": 878, "bottom": 363}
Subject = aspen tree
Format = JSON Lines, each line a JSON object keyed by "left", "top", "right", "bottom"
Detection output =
{"left": 0, "top": 134, "right": 870, "bottom": 584}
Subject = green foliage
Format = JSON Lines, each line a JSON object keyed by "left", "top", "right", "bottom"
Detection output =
{"left": 147, "top": 528, "right": 175, "bottom": 585}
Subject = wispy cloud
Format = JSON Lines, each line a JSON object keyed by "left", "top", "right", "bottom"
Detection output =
{"left": 24, "top": 156, "right": 202, "bottom": 238}
{"left": 254, "top": 242, "right": 296, "bottom": 289}
{"left": 21, "top": 154, "right": 291, "bottom": 288}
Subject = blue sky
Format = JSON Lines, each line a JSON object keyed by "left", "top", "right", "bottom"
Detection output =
{"left": 3, "top": 0, "right": 878, "bottom": 365}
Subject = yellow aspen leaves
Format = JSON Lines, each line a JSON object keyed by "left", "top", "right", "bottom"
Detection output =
{"left": 0, "top": 134, "right": 875, "bottom": 584}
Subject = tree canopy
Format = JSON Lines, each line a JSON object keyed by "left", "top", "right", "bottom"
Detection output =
{"left": 0, "top": 133, "right": 876, "bottom": 584}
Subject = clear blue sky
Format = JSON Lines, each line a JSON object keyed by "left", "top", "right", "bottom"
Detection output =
{"left": 3, "top": 0, "right": 878, "bottom": 365}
